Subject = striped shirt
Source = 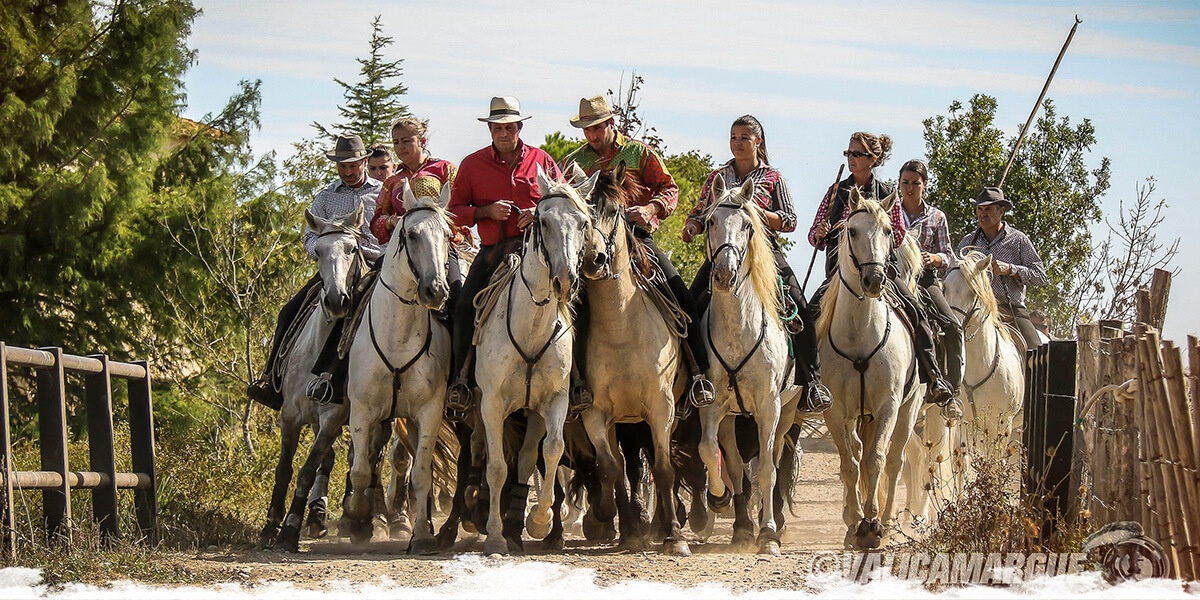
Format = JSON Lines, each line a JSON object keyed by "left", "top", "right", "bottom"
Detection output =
{"left": 955, "top": 224, "right": 1048, "bottom": 309}
{"left": 687, "top": 161, "right": 797, "bottom": 236}
{"left": 303, "top": 176, "right": 384, "bottom": 262}
{"left": 903, "top": 201, "right": 952, "bottom": 272}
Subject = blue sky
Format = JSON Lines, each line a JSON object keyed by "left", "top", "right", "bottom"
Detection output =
{"left": 182, "top": 0, "right": 1200, "bottom": 341}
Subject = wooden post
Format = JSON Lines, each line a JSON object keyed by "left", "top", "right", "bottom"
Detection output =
{"left": 35, "top": 347, "right": 71, "bottom": 548}
{"left": 85, "top": 355, "right": 120, "bottom": 546}
{"left": 1115, "top": 332, "right": 1140, "bottom": 522}
{"left": 1148, "top": 269, "right": 1172, "bottom": 330}
{"left": 1075, "top": 322, "right": 1101, "bottom": 521}
{"left": 127, "top": 360, "right": 157, "bottom": 544}
{"left": 1161, "top": 341, "right": 1199, "bottom": 578}
{"left": 1144, "top": 336, "right": 1191, "bottom": 580}
{"left": 0, "top": 343, "right": 14, "bottom": 560}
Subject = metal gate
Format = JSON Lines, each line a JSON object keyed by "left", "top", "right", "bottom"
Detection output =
{"left": 1023, "top": 339, "right": 1077, "bottom": 535}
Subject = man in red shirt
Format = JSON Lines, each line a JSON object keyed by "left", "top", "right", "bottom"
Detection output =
{"left": 445, "top": 97, "right": 563, "bottom": 409}
{"left": 562, "top": 95, "right": 712, "bottom": 407}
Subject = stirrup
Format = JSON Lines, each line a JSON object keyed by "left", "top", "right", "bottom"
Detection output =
{"left": 801, "top": 382, "right": 833, "bottom": 413}
{"left": 305, "top": 373, "right": 335, "bottom": 405}
{"left": 568, "top": 380, "right": 593, "bottom": 420}
{"left": 444, "top": 378, "right": 473, "bottom": 422}
{"left": 687, "top": 374, "right": 715, "bottom": 408}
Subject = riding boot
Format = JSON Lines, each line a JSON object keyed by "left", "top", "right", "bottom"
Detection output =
{"left": 665, "top": 271, "right": 714, "bottom": 407}
{"left": 893, "top": 278, "right": 960, "bottom": 413}
{"left": 447, "top": 245, "right": 500, "bottom": 418}
{"left": 248, "top": 274, "right": 323, "bottom": 410}
{"left": 307, "top": 318, "right": 347, "bottom": 404}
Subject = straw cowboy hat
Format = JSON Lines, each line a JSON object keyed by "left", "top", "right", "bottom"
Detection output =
{"left": 974, "top": 186, "right": 1014, "bottom": 209}
{"left": 570, "top": 96, "right": 615, "bottom": 129}
{"left": 325, "top": 135, "right": 371, "bottom": 162}
{"left": 478, "top": 96, "right": 531, "bottom": 124}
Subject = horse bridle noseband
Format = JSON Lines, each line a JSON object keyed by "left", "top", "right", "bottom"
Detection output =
{"left": 837, "top": 208, "right": 893, "bottom": 302}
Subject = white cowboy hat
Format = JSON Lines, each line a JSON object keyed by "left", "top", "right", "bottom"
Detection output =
{"left": 478, "top": 96, "right": 531, "bottom": 124}
{"left": 570, "top": 96, "right": 614, "bottom": 129}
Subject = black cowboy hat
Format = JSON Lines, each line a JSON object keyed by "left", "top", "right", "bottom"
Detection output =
{"left": 974, "top": 186, "right": 1013, "bottom": 209}
{"left": 326, "top": 135, "right": 371, "bottom": 163}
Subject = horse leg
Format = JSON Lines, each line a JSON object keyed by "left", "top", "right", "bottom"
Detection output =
{"left": 386, "top": 427, "right": 413, "bottom": 539}
{"left": 260, "top": 422, "right": 301, "bottom": 549}
{"left": 720, "top": 417, "right": 754, "bottom": 549}
{"left": 617, "top": 424, "right": 651, "bottom": 545}
{"left": 697, "top": 407, "right": 728, "bottom": 515}
{"left": 435, "top": 421, "right": 472, "bottom": 550}
{"left": 829, "top": 417, "right": 865, "bottom": 548}
{"left": 581, "top": 411, "right": 620, "bottom": 526}
{"left": 755, "top": 407, "right": 781, "bottom": 555}
{"left": 407, "top": 407, "right": 441, "bottom": 555}
{"left": 482, "top": 399, "right": 511, "bottom": 555}
{"left": 305, "top": 450, "right": 334, "bottom": 539}
{"left": 277, "top": 419, "right": 343, "bottom": 552}
{"left": 883, "top": 396, "right": 921, "bottom": 532}
{"left": 529, "top": 398, "right": 567, "bottom": 542}
{"left": 650, "top": 412, "right": 689, "bottom": 556}
{"left": 345, "top": 403, "right": 384, "bottom": 544}
{"left": 856, "top": 408, "right": 895, "bottom": 550}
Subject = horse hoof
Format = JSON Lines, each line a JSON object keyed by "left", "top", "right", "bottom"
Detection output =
{"left": 258, "top": 522, "right": 280, "bottom": 550}
{"left": 408, "top": 536, "right": 438, "bottom": 555}
{"left": 372, "top": 515, "right": 389, "bottom": 542}
{"left": 663, "top": 538, "right": 691, "bottom": 556}
{"left": 505, "top": 535, "right": 525, "bottom": 554}
{"left": 617, "top": 536, "right": 647, "bottom": 552}
{"left": 853, "top": 519, "right": 883, "bottom": 549}
{"left": 526, "top": 512, "right": 552, "bottom": 540}
{"left": 730, "top": 529, "right": 755, "bottom": 551}
{"left": 275, "top": 525, "right": 301, "bottom": 553}
{"left": 344, "top": 519, "right": 373, "bottom": 545}
{"left": 389, "top": 514, "right": 413, "bottom": 540}
{"left": 758, "top": 539, "right": 781, "bottom": 556}
{"left": 435, "top": 527, "right": 459, "bottom": 552}
{"left": 544, "top": 533, "right": 565, "bottom": 551}
{"left": 306, "top": 500, "right": 329, "bottom": 539}
{"left": 462, "top": 518, "right": 478, "bottom": 534}
{"left": 483, "top": 538, "right": 508, "bottom": 556}
{"left": 582, "top": 512, "right": 615, "bottom": 541}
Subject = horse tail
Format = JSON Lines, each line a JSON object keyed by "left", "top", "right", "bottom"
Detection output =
{"left": 432, "top": 420, "right": 461, "bottom": 499}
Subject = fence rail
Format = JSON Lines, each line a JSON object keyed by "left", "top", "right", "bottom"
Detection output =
{"left": 0, "top": 342, "right": 157, "bottom": 560}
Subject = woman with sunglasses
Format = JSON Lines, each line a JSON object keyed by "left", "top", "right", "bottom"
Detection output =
{"left": 806, "top": 132, "right": 960, "bottom": 413}
{"left": 683, "top": 115, "right": 831, "bottom": 412}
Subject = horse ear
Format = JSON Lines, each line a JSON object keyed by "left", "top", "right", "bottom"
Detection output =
{"left": 437, "top": 180, "right": 453, "bottom": 208}
{"left": 575, "top": 169, "right": 600, "bottom": 200}
{"left": 536, "top": 164, "right": 553, "bottom": 196}
{"left": 880, "top": 190, "right": 898, "bottom": 212}
{"left": 305, "top": 208, "right": 320, "bottom": 231}
{"left": 352, "top": 203, "right": 365, "bottom": 229}
{"left": 614, "top": 162, "right": 627, "bottom": 186}
{"left": 711, "top": 174, "right": 726, "bottom": 201}
{"left": 568, "top": 162, "right": 588, "bottom": 185}
{"left": 401, "top": 180, "right": 418, "bottom": 211}
{"left": 978, "top": 254, "right": 993, "bottom": 274}
{"left": 738, "top": 178, "right": 756, "bottom": 205}
{"left": 847, "top": 186, "right": 862, "bottom": 211}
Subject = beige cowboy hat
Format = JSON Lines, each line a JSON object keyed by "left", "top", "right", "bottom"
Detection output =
{"left": 570, "top": 95, "right": 614, "bottom": 129}
{"left": 325, "top": 135, "right": 371, "bottom": 162}
{"left": 478, "top": 96, "right": 531, "bottom": 124}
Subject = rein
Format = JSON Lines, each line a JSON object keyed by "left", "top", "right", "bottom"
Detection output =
{"left": 949, "top": 282, "right": 999, "bottom": 421}
{"left": 315, "top": 226, "right": 368, "bottom": 319}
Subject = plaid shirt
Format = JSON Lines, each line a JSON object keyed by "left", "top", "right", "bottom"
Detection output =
{"left": 303, "top": 176, "right": 384, "bottom": 262}
{"left": 956, "top": 224, "right": 1048, "bottom": 309}
{"left": 807, "top": 175, "right": 905, "bottom": 249}
{"left": 903, "top": 201, "right": 952, "bottom": 271}
{"left": 687, "top": 161, "right": 797, "bottom": 236}
{"left": 561, "top": 133, "right": 678, "bottom": 232}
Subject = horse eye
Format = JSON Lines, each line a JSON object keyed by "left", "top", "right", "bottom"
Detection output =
{"left": 847, "top": 228, "right": 856, "bottom": 238}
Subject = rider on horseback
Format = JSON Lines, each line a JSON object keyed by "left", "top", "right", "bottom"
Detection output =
{"left": 683, "top": 114, "right": 832, "bottom": 414}
{"left": 807, "top": 132, "right": 960, "bottom": 413}
{"left": 561, "top": 95, "right": 715, "bottom": 409}
{"left": 445, "top": 97, "right": 564, "bottom": 414}
{"left": 247, "top": 135, "right": 383, "bottom": 409}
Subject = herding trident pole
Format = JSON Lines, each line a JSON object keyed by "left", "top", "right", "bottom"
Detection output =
{"left": 998, "top": 15, "right": 1083, "bottom": 188}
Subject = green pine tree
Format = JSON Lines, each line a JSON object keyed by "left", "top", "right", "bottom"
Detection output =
{"left": 313, "top": 15, "right": 409, "bottom": 145}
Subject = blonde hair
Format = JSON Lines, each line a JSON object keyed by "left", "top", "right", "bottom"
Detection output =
{"left": 392, "top": 117, "right": 430, "bottom": 142}
{"left": 850, "top": 131, "right": 892, "bottom": 167}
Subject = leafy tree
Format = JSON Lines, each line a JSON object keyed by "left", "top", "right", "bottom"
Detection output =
{"left": 312, "top": 15, "right": 408, "bottom": 145}
{"left": 923, "top": 94, "right": 1111, "bottom": 327}
{"left": 0, "top": 0, "right": 199, "bottom": 359}
{"left": 540, "top": 132, "right": 583, "bottom": 164}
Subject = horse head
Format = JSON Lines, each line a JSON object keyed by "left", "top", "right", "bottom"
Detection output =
{"left": 387, "top": 181, "right": 454, "bottom": 310}
{"left": 306, "top": 204, "right": 367, "bottom": 319}
{"left": 945, "top": 250, "right": 998, "bottom": 334}
{"left": 535, "top": 165, "right": 593, "bottom": 303}
{"left": 840, "top": 187, "right": 896, "bottom": 299}
{"left": 705, "top": 176, "right": 756, "bottom": 292}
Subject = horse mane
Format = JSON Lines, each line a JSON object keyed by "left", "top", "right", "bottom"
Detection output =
{"left": 592, "top": 169, "right": 653, "bottom": 278}
{"left": 957, "top": 250, "right": 1012, "bottom": 341}
{"left": 405, "top": 193, "right": 455, "bottom": 228}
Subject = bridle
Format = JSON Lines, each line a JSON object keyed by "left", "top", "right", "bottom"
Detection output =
{"left": 706, "top": 202, "right": 753, "bottom": 294}
{"left": 518, "top": 192, "right": 587, "bottom": 306}
{"left": 946, "top": 265, "right": 1000, "bottom": 418}
{"left": 837, "top": 208, "right": 893, "bottom": 302}
{"left": 376, "top": 205, "right": 449, "bottom": 307}
{"left": 586, "top": 191, "right": 628, "bottom": 280}
{"left": 315, "top": 226, "right": 368, "bottom": 319}
{"left": 703, "top": 202, "right": 765, "bottom": 414}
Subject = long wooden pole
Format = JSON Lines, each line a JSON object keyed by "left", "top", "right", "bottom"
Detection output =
{"left": 998, "top": 16, "right": 1083, "bottom": 188}
{"left": 801, "top": 164, "right": 844, "bottom": 293}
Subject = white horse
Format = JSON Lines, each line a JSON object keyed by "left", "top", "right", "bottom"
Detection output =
{"left": 577, "top": 165, "right": 690, "bottom": 555}
{"left": 695, "top": 177, "right": 797, "bottom": 555}
{"left": 343, "top": 184, "right": 454, "bottom": 554}
{"left": 260, "top": 205, "right": 364, "bottom": 552}
{"left": 474, "top": 167, "right": 600, "bottom": 555}
{"left": 817, "top": 188, "right": 924, "bottom": 550}
{"left": 943, "top": 251, "right": 1025, "bottom": 469}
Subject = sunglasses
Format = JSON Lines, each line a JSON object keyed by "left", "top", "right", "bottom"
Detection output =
{"left": 843, "top": 150, "right": 872, "bottom": 158}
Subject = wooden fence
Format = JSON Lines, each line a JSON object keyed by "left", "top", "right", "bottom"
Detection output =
{"left": 1075, "top": 270, "right": 1199, "bottom": 580}
{"left": 0, "top": 343, "right": 157, "bottom": 560}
